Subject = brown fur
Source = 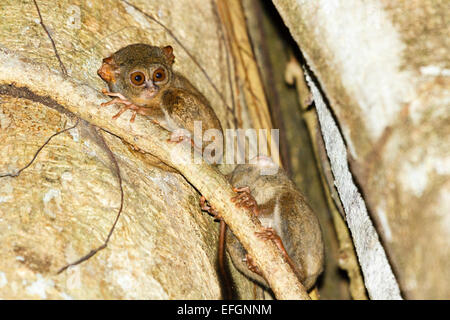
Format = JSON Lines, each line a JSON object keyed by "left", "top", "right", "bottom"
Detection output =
{"left": 98, "top": 44, "right": 223, "bottom": 149}
{"left": 227, "top": 158, "right": 324, "bottom": 290}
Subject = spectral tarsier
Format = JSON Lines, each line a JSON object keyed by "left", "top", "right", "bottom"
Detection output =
{"left": 226, "top": 157, "right": 324, "bottom": 290}
{"left": 97, "top": 43, "right": 222, "bottom": 146}
{"left": 97, "top": 43, "right": 324, "bottom": 292}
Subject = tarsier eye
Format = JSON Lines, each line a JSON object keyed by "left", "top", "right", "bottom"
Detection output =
{"left": 153, "top": 68, "right": 166, "bottom": 82}
{"left": 130, "top": 71, "right": 145, "bottom": 86}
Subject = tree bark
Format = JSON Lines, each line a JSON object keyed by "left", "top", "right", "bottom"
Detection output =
{"left": 272, "top": 0, "right": 449, "bottom": 299}
{"left": 0, "top": 0, "right": 259, "bottom": 299}
{"left": 0, "top": 0, "right": 312, "bottom": 300}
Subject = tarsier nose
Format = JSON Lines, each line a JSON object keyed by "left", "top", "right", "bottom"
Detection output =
{"left": 145, "top": 81, "right": 156, "bottom": 90}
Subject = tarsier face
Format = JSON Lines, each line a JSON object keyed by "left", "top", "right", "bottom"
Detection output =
{"left": 98, "top": 44, "right": 175, "bottom": 106}
{"left": 124, "top": 63, "right": 171, "bottom": 104}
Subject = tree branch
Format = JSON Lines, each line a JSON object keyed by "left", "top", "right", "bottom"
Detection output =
{"left": 0, "top": 48, "right": 310, "bottom": 300}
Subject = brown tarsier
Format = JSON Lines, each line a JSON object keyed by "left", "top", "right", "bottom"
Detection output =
{"left": 97, "top": 43, "right": 222, "bottom": 147}
{"left": 227, "top": 157, "right": 324, "bottom": 291}
{"left": 97, "top": 44, "right": 324, "bottom": 294}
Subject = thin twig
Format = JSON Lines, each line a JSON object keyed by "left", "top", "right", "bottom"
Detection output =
{"left": 0, "top": 119, "right": 79, "bottom": 178}
{"left": 33, "top": 0, "right": 68, "bottom": 77}
{"left": 57, "top": 129, "right": 124, "bottom": 274}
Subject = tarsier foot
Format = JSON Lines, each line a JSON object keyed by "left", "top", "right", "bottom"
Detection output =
{"left": 255, "top": 227, "right": 280, "bottom": 241}
{"left": 101, "top": 88, "right": 129, "bottom": 101}
{"left": 231, "top": 186, "right": 260, "bottom": 216}
{"left": 101, "top": 89, "right": 142, "bottom": 122}
{"left": 100, "top": 97, "right": 129, "bottom": 108}
{"left": 111, "top": 105, "right": 138, "bottom": 122}
{"left": 167, "top": 132, "right": 202, "bottom": 154}
{"left": 256, "top": 227, "right": 297, "bottom": 273}
{"left": 245, "top": 254, "right": 263, "bottom": 276}
{"left": 245, "top": 229, "right": 294, "bottom": 278}
{"left": 199, "top": 196, "right": 221, "bottom": 220}
{"left": 167, "top": 134, "right": 189, "bottom": 144}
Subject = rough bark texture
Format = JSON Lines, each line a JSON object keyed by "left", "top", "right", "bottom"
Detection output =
{"left": 0, "top": 0, "right": 268, "bottom": 299}
{"left": 272, "top": 0, "right": 449, "bottom": 299}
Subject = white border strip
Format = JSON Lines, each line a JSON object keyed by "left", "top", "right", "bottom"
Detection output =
{"left": 305, "top": 71, "right": 402, "bottom": 300}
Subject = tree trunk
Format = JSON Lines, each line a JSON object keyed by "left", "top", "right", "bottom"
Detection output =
{"left": 272, "top": 0, "right": 449, "bottom": 299}
{"left": 2, "top": 0, "right": 446, "bottom": 300}
{"left": 0, "top": 0, "right": 271, "bottom": 299}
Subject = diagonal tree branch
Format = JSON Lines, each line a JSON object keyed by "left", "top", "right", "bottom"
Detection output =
{"left": 0, "top": 48, "right": 310, "bottom": 300}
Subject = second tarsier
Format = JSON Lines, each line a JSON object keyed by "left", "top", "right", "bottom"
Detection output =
{"left": 97, "top": 43, "right": 324, "bottom": 293}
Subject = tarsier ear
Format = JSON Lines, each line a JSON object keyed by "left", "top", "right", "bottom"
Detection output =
{"left": 97, "top": 56, "right": 117, "bottom": 83}
{"left": 162, "top": 45, "right": 175, "bottom": 64}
